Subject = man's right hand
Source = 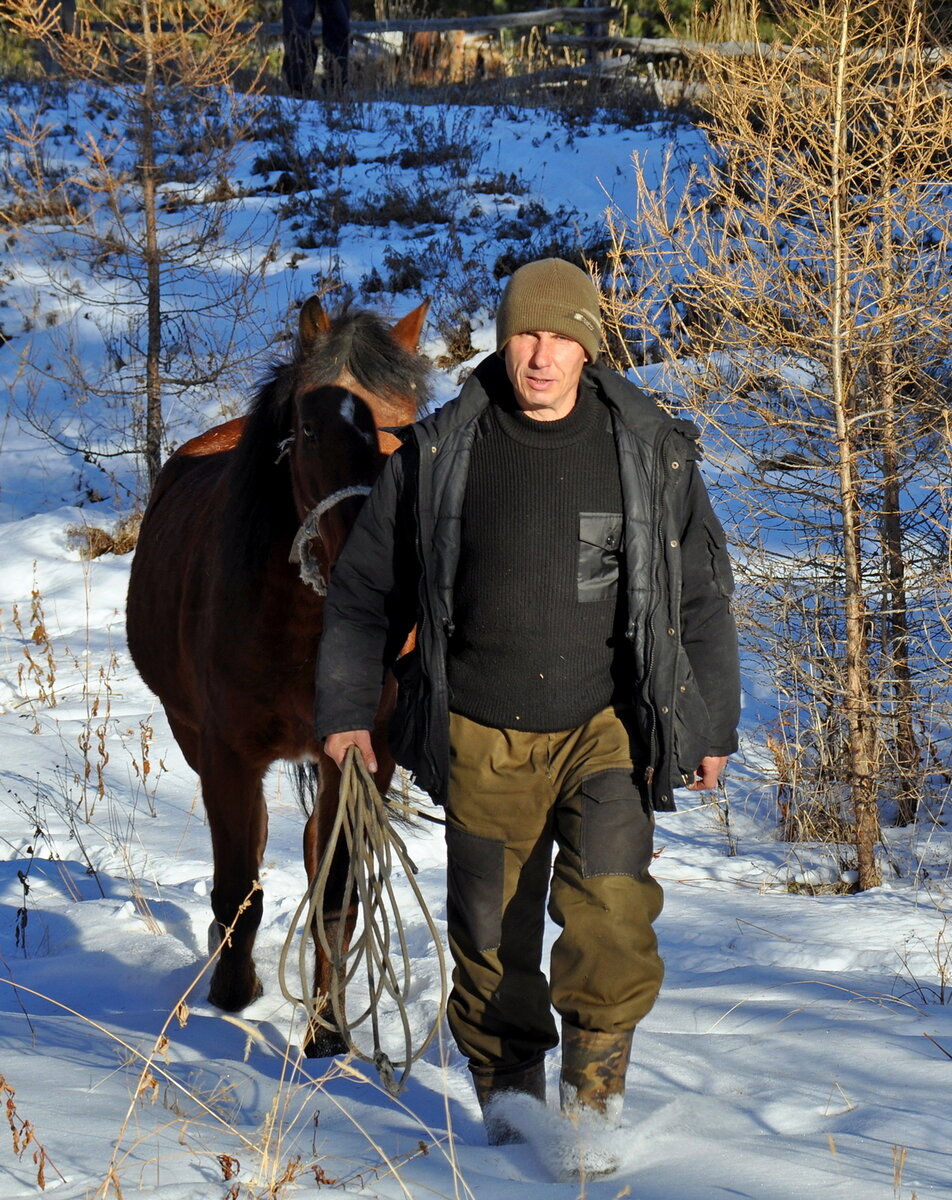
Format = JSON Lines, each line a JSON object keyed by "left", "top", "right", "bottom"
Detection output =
{"left": 324, "top": 729, "right": 377, "bottom": 774}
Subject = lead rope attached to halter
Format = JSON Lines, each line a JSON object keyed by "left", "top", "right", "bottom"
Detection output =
{"left": 278, "top": 747, "right": 448, "bottom": 1096}
{"left": 288, "top": 485, "right": 372, "bottom": 595}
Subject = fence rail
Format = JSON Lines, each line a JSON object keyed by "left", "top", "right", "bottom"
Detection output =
{"left": 262, "top": 7, "right": 622, "bottom": 37}
{"left": 49, "top": 7, "right": 621, "bottom": 39}
{"left": 50, "top": 6, "right": 949, "bottom": 77}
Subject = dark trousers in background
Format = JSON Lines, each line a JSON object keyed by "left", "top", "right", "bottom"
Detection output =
{"left": 282, "top": 0, "right": 350, "bottom": 94}
{"left": 445, "top": 706, "right": 665, "bottom": 1072}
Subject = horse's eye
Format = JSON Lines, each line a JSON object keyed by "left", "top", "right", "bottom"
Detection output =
{"left": 301, "top": 422, "right": 316, "bottom": 441}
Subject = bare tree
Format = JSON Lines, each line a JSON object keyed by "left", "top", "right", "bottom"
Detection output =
{"left": 1, "top": 0, "right": 272, "bottom": 493}
{"left": 602, "top": 0, "right": 952, "bottom": 888}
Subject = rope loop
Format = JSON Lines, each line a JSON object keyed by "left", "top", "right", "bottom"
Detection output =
{"left": 279, "top": 748, "right": 448, "bottom": 1095}
{"left": 288, "top": 485, "right": 372, "bottom": 594}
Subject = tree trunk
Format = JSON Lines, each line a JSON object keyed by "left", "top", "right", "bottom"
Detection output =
{"left": 877, "top": 316, "right": 921, "bottom": 826}
{"left": 876, "top": 10, "right": 921, "bottom": 826}
{"left": 140, "top": 0, "right": 163, "bottom": 491}
{"left": 830, "top": 0, "right": 882, "bottom": 888}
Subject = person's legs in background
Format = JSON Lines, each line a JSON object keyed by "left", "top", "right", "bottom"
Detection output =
{"left": 282, "top": 0, "right": 318, "bottom": 96}
{"left": 317, "top": 0, "right": 350, "bottom": 90}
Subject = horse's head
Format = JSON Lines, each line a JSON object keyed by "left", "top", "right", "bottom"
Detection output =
{"left": 284, "top": 296, "right": 431, "bottom": 590}
{"left": 286, "top": 383, "right": 383, "bottom": 577}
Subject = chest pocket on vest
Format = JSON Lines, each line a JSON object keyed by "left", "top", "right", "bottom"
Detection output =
{"left": 578, "top": 512, "right": 623, "bottom": 603}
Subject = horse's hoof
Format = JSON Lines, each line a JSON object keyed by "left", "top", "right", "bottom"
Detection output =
{"left": 304, "top": 1027, "right": 349, "bottom": 1058}
{"left": 208, "top": 973, "right": 263, "bottom": 1012}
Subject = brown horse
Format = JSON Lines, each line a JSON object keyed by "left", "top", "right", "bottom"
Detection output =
{"left": 126, "top": 296, "right": 429, "bottom": 1054}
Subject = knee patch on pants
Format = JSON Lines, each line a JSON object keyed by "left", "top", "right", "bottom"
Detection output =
{"left": 446, "top": 822, "right": 505, "bottom": 952}
{"left": 576, "top": 768, "right": 654, "bottom": 878}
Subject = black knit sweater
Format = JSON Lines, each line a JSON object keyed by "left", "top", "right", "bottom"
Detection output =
{"left": 446, "top": 384, "right": 631, "bottom": 732}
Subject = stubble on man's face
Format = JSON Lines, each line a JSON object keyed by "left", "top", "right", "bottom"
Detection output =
{"left": 504, "top": 331, "right": 587, "bottom": 422}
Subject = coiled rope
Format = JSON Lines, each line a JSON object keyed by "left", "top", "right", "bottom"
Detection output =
{"left": 278, "top": 747, "right": 448, "bottom": 1095}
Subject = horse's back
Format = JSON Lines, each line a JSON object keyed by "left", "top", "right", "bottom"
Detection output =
{"left": 142, "top": 418, "right": 245, "bottom": 508}
{"left": 176, "top": 417, "right": 246, "bottom": 458}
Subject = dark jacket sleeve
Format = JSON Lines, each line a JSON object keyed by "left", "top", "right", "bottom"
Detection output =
{"left": 314, "top": 445, "right": 419, "bottom": 739}
{"left": 677, "top": 464, "right": 741, "bottom": 758}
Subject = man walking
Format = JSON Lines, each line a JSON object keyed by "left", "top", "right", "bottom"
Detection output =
{"left": 315, "top": 258, "right": 740, "bottom": 1148}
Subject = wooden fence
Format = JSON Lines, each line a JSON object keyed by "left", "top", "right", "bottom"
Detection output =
{"left": 38, "top": 4, "right": 699, "bottom": 65}
{"left": 42, "top": 3, "right": 621, "bottom": 40}
{"left": 41, "top": 3, "right": 633, "bottom": 75}
{"left": 46, "top": 5, "right": 949, "bottom": 69}
{"left": 263, "top": 6, "right": 621, "bottom": 38}
{"left": 41, "top": 3, "right": 824, "bottom": 92}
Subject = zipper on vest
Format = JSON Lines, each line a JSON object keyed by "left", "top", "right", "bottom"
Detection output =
{"left": 662, "top": 430, "right": 688, "bottom": 800}
{"left": 413, "top": 433, "right": 445, "bottom": 791}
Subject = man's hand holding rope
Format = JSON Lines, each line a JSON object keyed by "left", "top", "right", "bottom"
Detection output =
{"left": 325, "top": 729, "right": 377, "bottom": 774}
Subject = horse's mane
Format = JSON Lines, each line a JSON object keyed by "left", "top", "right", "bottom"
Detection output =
{"left": 295, "top": 306, "right": 432, "bottom": 405}
{"left": 221, "top": 306, "right": 431, "bottom": 582}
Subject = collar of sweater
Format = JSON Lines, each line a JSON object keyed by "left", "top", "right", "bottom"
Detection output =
{"left": 491, "top": 382, "right": 605, "bottom": 449}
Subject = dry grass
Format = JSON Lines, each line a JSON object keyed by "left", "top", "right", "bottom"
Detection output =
{"left": 66, "top": 513, "right": 141, "bottom": 559}
{"left": 0, "top": 963, "right": 469, "bottom": 1200}
{"left": 0, "top": 1073, "right": 65, "bottom": 1190}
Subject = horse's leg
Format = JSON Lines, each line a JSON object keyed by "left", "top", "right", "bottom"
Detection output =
{"left": 302, "top": 713, "right": 398, "bottom": 1058}
{"left": 199, "top": 737, "right": 268, "bottom": 1012}
{"left": 302, "top": 751, "right": 350, "bottom": 1057}
{"left": 167, "top": 714, "right": 201, "bottom": 774}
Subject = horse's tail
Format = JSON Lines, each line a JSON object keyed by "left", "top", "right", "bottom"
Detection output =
{"left": 290, "top": 762, "right": 319, "bottom": 816}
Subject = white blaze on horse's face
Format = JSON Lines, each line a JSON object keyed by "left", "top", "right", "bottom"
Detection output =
{"left": 290, "top": 385, "right": 383, "bottom": 550}
{"left": 340, "top": 391, "right": 375, "bottom": 446}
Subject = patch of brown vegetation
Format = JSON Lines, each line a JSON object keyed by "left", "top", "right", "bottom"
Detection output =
{"left": 67, "top": 513, "right": 141, "bottom": 559}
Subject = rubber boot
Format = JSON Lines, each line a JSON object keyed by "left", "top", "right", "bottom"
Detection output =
{"left": 552, "top": 1025, "right": 634, "bottom": 1181}
{"left": 471, "top": 1056, "right": 547, "bottom": 1145}
{"left": 559, "top": 1024, "right": 633, "bottom": 1116}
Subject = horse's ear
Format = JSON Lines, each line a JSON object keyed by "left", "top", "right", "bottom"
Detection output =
{"left": 390, "top": 299, "right": 430, "bottom": 352}
{"left": 299, "top": 295, "right": 332, "bottom": 351}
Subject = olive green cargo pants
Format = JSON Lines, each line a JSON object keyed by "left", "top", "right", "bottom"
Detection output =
{"left": 445, "top": 706, "right": 664, "bottom": 1071}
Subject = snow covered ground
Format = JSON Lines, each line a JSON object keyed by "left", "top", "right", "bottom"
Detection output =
{"left": 1, "top": 84, "right": 951, "bottom": 1199}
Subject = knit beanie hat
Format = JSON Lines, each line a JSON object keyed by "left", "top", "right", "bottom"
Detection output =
{"left": 496, "top": 258, "right": 602, "bottom": 362}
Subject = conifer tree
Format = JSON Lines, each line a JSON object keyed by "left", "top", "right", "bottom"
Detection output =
{"left": 603, "top": 0, "right": 952, "bottom": 887}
